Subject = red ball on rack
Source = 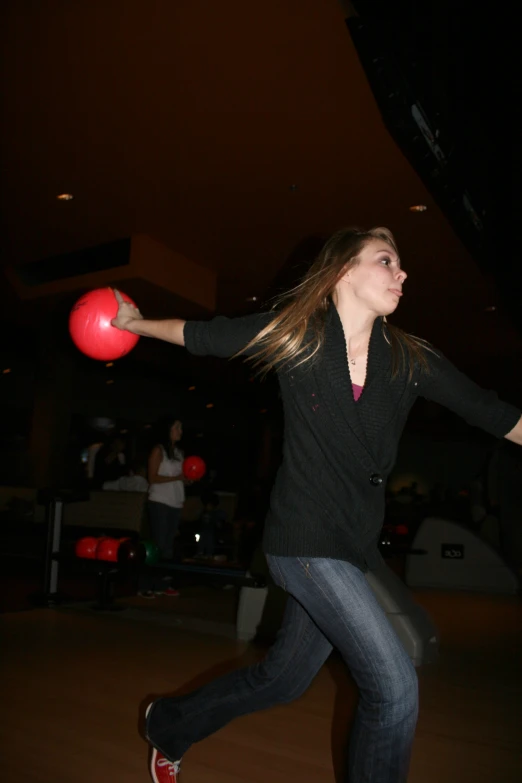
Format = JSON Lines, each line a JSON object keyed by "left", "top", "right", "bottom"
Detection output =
{"left": 75, "top": 536, "right": 99, "bottom": 559}
{"left": 96, "top": 537, "right": 121, "bottom": 563}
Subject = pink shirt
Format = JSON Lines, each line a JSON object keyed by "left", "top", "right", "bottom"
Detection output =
{"left": 352, "top": 383, "right": 363, "bottom": 402}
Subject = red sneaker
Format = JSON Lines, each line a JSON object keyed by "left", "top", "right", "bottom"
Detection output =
{"left": 161, "top": 587, "right": 180, "bottom": 597}
{"left": 150, "top": 747, "right": 181, "bottom": 782}
{"left": 146, "top": 703, "right": 182, "bottom": 782}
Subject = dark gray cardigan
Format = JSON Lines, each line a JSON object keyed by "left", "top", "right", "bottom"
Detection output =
{"left": 184, "top": 305, "right": 520, "bottom": 570}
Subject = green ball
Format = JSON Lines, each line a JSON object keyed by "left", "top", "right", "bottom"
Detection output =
{"left": 142, "top": 539, "right": 160, "bottom": 565}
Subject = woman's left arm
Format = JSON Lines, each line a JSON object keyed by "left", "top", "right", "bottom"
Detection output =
{"left": 505, "top": 415, "right": 522, "bottom": 445}
{"left": 417, "top": 350, "right": 521, "bottom": 440}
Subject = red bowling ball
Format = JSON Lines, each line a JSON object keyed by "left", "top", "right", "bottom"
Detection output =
{"left": 96, "top": 537, "right": 120, "bottom": 563}
{"left": 75, "top": 536, "right": 99, "bottom": 559}
{"left": 182, "top": 455, "right": 206, "bottom": 481}
{"left": 68, "top": 287, "right": 139, "bottom": 361}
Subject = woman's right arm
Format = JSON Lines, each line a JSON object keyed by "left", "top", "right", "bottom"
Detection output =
{"left": 132, "top": 318, "right": 185, "bottom": 345}
{"left": 112, "top": 290, "right": 186, "bottom": 345}
{"left": 147, "top": 446, "right": 184, "bottom": 485}
{"left": 111, "top": 288, "right": 273, "bottom": 358}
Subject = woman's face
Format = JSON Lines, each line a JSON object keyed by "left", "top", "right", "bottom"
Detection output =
{"left": 169, "top": 420, "right": 183, "bottom": 443}
{"left": 337, "top": 239, "right": 407, "bottom": 316}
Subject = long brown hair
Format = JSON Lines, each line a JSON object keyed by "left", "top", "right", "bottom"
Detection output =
{"left": 238, "top": 227, "right": 434, "bottom": 380}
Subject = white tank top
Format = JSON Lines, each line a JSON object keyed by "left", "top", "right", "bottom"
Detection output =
{"left": 148, "top": 446, "right": 185, "bottom": 509}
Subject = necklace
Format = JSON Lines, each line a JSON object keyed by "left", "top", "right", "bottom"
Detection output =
{"left": 349, "top": 357, "right": 356, "bottom": 365}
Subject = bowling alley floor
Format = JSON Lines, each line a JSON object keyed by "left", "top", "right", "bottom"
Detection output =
{"left": 2, "top": 589, "right": 521, "bottom": 783}
{"left": 64, "top": 583, "right": 243, "bottom": 638}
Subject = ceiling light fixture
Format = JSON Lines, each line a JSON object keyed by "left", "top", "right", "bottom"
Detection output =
{"left": 57, "top": 193, "right": 74, "bottom": 201}
{"left": 409, "top": 204, "right": 427, "bottom": 212}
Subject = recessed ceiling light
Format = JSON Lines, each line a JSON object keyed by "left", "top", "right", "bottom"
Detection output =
{"left": 105, "top": 362, "right": 114, "bottom": 367}
{"left": 409, "top": 204, "right": 427, "bottom": 212}
{"left": 484, "top": 306, "right": 497, "bottom": 312}
{"left": 206, "top": 403, "right": 214, "bottom": 409}
{"left": 57, "top": 193, "right": 74, "bottom": 201}
{"left": 188, "top": 385, "right": 196, "bottom": 391}
{"left": 3, "top": 368, "right": 11, "bottom": 374}
{"left": 246, "top": 296, "right": 258, "bottom": 302}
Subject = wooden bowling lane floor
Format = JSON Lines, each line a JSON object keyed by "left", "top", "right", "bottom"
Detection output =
{"left": 1, "top": 590, "right": 521, "bottom": 783}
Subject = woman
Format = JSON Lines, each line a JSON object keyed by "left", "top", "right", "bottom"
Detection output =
{"left": 139, "top": 416, "right": 186, "bottom": 598}
{"left": 113, "top": 227, "right": 522, "bottom": 782}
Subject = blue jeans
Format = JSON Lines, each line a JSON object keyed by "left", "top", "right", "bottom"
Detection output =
{"left": 148, "top": 501, "right": 181, "bottom": 560}
{"left": 140, "top": 502, "right": 181, "bottom": 591}
{"left": 145, "top": 556, "right": 419, "bottom": 782}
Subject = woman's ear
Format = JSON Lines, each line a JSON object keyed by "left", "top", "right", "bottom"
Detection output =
{"left": 337, "top": 264, "right": 351, "bottom": 285}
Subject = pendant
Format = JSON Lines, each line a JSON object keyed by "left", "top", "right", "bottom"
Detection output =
{"left": 349, "top": 358, "right": 356, "bottom": 365}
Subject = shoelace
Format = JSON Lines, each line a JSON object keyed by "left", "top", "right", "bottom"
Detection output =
{"left": 157, "top": 758, "right": 181, "bottom": 776}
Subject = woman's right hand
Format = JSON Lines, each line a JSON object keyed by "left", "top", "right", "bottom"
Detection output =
{"left": 111, "top": 289, "right": 143, "bottom": 332}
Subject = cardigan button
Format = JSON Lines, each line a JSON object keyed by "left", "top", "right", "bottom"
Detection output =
{"left": 369, "top": 473, "right": 383, "bottom": 486}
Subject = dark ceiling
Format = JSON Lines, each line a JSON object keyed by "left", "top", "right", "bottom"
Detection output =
{"left": 0, "top": 1, "right": 520, "bottom": 397}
